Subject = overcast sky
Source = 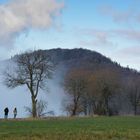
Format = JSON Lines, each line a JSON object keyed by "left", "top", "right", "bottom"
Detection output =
{"left": 0, "top": 0, "right": 140, "bottom": 70}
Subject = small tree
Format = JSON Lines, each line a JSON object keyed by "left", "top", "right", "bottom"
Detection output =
{"left": 4, "top": 50, "right": 54, "bottom": 117}
{"left": 25, "top": 99, "right": 55, "bottom": 117}
{"left": 64, "top": 69, "right": 88, "bottom": 116}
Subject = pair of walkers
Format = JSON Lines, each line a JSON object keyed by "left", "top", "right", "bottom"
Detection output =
{"left": 4, "top": 107, "right": 17, "bottom": 119}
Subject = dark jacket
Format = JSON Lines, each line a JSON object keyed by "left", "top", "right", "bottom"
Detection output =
{"left": 4, "top": 108, "right": 9, "bottom": 115}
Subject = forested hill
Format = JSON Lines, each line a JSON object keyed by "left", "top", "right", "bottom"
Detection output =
{"left": 13, "top": 48, "right": 139, "bottom": 80}
{"left": 43, "top": 48, "right": 138, "bottom": 76}
{"left": 44, "top": 48, "right": 140, "bottom": 115}
{"left": 47, "top": 48, "right": 112, "bottom": 64}
{"left": 10, "top": 48, "right": 140, "bottom": 116}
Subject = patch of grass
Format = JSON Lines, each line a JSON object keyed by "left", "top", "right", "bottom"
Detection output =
{"left": 0, "top": 116, "right": 140, "bottom": 140}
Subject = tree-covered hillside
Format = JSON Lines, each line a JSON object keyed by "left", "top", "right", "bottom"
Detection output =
{"left": 12, "top": 48, "right": 140, "bottom": 116}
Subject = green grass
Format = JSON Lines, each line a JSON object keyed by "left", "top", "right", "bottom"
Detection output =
{"left": 0, "top": 116, "right": 140, "bottom": 140}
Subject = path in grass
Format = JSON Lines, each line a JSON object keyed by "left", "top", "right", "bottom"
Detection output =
{"left": 0, "top": 116, "right": 140, "bottom": 140}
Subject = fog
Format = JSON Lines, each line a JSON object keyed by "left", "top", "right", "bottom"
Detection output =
{"left": 0, "top": 60, "right": 67, "bottom": 118}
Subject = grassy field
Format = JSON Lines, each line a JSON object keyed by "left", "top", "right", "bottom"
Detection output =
{"left": 0, "top": 116, "right": 140, "bottom": 140}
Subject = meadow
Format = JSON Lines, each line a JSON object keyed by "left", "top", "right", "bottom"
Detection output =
{"left": 0, "top": 116, "right": 140, "bottom": 140}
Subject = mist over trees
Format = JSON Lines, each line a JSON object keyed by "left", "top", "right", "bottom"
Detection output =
{"left": 4, "top": 50, "right": 54, "bottom": 118}
{"left": 63, "top": 69, "right": 89, "bottom": 116}
{"left": 52, "top": 48, "right": 140, "bottom": 116}
{"left": 63, "top": 68, "right": 122, "bottom": 116}
{"left": 63, "top": 67, "right": 140, "bottom": 116}
{"left": 3, "top": 48, "right": 140, "bottom": 117}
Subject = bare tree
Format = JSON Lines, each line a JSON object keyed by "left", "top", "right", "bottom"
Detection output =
{"left": 126, "top": 76, "right": 140, "bottom": 115}
{"left": 88, "top": 68, "right": 120, "bottom": 115}
{"left": 4, "top": 50, "right": 54, "bottom": 117}
{"left": 37, "top": 100, "right": 48, "bottom": 117}
{"left": 64, "top": 69, "right": 88, "bottom": 116}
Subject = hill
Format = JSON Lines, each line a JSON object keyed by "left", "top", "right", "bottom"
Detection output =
{"left": 1, "top": 48, "right": 139, "bottom": 117}
{"left": 43, "top": 48, "right": 138, "bottom": 77}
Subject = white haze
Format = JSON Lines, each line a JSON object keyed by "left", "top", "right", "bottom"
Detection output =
{"left": 0, "top": 60, "right": 67, "bottom": 118}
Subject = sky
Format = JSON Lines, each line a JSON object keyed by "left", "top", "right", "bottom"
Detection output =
{"left": 0, "top": 0, "right": 140, "bottom": 70}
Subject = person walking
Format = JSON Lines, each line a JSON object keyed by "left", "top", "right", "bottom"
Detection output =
{"left": 13, "top": 108, "right": 17, "bottom": 119}
{"left": 4, "top": 107, "right": 9, "bottom": 119}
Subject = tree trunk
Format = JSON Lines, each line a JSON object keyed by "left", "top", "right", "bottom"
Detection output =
{"left": 134, "top": 104, "right": 137, "bottom": 115}
{"left": 83, "top": 101, "right": 88, "bottom": 116}
{"left": 32, "top": 96, "right": 37, "bottom": 118}
{"left": 71, "top": 95, "right": 80, "bottom": 116}
{"left": 105, "top": 98, "right": 109, "bottom": 116}
{"left": 71, "top": 104, "right": 77, "bottom": 116}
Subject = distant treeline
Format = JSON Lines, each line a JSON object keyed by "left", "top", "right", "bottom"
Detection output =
{"left": 63, "top": 67, "right": 140, "bottom": 116}
{"left": 43, "top": 48, "right": 140, "bottom": 116}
